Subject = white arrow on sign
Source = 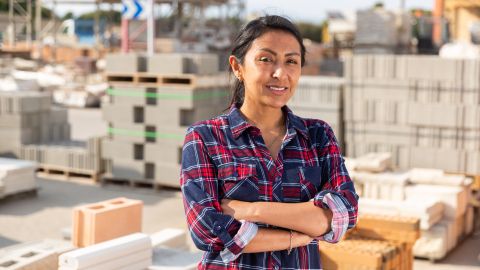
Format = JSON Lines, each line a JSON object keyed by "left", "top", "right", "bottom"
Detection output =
{"left": 122, "top": 0, "right": 147, "bottom": 20}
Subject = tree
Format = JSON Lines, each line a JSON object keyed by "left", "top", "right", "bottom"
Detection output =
{"left": 62, "top": 12, "right": 75, "bottom": 21}
{"left": 78, "top": 10, "right": 122, "bottom": 24}
{"left": 297, "top": 22, "right": 323, "bottom": 43}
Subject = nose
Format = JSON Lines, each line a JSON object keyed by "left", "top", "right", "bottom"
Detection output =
{"left": 272, "top": 64, "right": 287, "bottom": 80}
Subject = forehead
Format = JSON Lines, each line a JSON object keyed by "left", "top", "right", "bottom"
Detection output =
{"left": 249, "top": 30, "right": 301, "bottom": 54}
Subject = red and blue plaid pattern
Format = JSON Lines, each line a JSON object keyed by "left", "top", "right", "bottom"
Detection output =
{"left": 180, "top": 104, "right": 358, "bottom": 269}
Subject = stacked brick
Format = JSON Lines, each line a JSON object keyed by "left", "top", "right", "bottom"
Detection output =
{"left": 288, "top": 76, "right": 345, "bottom": 149}
{"left": 0, "top": 91, "right": 69, "bottom": 155}
{"left": 102, "top": 53, "right": 229, "bottom": 188}
{"left": 19, "top": 138, "right": 104, "bottom": 181}
{"left": 319, "top": 214, "right": 420, "bottom": 270}
{"left": 344, "top": 55, "right": 480, "bottom": 175}
{"left": 346, "top": 152, "right": 475, "bottom": 261}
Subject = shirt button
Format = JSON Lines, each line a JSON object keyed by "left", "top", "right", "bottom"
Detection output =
{"left": 215, "top": 225, "right": 222, "bottom": 231}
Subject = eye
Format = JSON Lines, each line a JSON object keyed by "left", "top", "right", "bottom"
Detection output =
{"left": 287, "top": 59, "right": 299, "bottom": 65}
{"left": 258, "top": 56, "right": 272, "bottom": 62}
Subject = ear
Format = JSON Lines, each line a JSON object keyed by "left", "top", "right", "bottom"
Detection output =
{"left": 229, "top": 55, "right": 243, "bottom": 80}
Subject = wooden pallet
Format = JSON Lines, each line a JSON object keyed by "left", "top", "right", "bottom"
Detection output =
{"left": 37, "top": 165, "right": 100, "bottom": 184}
{"left": 105, "top": 72, "right": 228, "bottom": 89}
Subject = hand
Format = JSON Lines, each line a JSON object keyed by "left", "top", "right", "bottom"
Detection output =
{"left": 221, "top": 199, "right": 252, "bottom": 220}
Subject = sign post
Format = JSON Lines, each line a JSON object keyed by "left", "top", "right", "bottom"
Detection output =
{"left": 122, "top": 0, "right": 154, "bottom": 54}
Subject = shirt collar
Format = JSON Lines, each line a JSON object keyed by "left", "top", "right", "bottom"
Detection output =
{"left": 227, "top": 103, "right": 309, "bottom": 140}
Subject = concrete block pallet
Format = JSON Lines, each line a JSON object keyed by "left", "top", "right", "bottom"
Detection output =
{"left": 347, "top": 152, "right": 475, "bottom": 261}
{"left": 18, "top": 137, "right": 104, "bottom": 182}
{"left": 344, "top": 55, "right": 480, "bottom": 175}
{"left": 288, "top": 76, "right": 345, "bottom": 150}
{"left": 103, "top": 53, "right": 229, "bottom": 188}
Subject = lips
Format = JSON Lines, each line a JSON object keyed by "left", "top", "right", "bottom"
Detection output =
{"left": 266, "top": 85, "right": 288, "bottom": 92}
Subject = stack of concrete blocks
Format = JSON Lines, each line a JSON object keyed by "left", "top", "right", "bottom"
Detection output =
{"left": 347, "top": 152, "right": 474, "bottom": 260}
{"left": 0, "top": 157, "right": 37, "bottom": 199}
{"left": 18, "top": 137, "right": 104, "bottom": 179}
{"left": 72, "top": 197, "right": 143, "bottom": 248}
{"left": 288, "top": 76, "right": 345, "bottom": 149}
{"left": 59, "top": 233, "right": 152, "bottom": 270}
{"left": 344, "top": 55, "right": 480, "bottom": 175}
{"left": 103, "top": 53, "right": 228, "bottom": 188}
{"left": 0, "top": 239, "right": 73, "bottom": 270}
{"left": 355, "top": 9, "right": 398, "bottom": 54}
{"left": 0, "top": 91, "right": 69, "bottom": 155}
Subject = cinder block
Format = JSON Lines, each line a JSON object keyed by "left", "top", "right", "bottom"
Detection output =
{"left": 107, "top": 123, "right": 147, "bottom": 144}
{"left": 72, "top": 197, "right": 143, "bottom": 247}
{"left": 105, "top": 158, "right": 147, "bottom": 180}
{"left": 154, "top": 162, "right": 182, "bottom": 187}
{"left": 105, "top": 53, "right": 147, "bottom": 73}
{"left": 145, "top": 142, "right": 183, "bottom": 165}
{"left": 0, "top": 239, "right": 73, "bottom": 270}
{"left": 144, "top": 105, "right": 221, "bottom": 132}
{"left": 147, "top": 53, "right": 219, "bottom": 75}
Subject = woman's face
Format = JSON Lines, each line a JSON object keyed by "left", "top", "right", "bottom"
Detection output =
{"left": 232, "top": 30, "right": 302, "bottom": 110}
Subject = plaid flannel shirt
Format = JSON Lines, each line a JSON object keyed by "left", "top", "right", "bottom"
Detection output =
{"left": 180, "top": 104, "right": 358, "bottom": 270}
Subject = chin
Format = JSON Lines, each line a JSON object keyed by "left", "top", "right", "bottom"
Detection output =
{"left": 263, "top": 98, "right": 289, "bottom": 109}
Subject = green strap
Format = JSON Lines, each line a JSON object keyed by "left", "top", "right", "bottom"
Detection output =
{"left": 108, "top": 127, "right": 184, "bottom": 140}
{"left": 107, "top": 88, "right": 228, "bottom": 100}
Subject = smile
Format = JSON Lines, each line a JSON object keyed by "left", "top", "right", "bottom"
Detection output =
{"left": 267, "top": 85, "right": 288, "bottom": 91}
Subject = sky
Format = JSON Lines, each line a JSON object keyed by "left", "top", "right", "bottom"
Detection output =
{"left": 55, "top": 0, "right": 433, "bottom": 23}
{"left": 245, "top": 0, "right": 433, "bottom": 23}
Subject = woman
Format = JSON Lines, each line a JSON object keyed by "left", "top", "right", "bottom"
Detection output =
{"left": 180, "top": 15, "right": 358, "bottom": 269}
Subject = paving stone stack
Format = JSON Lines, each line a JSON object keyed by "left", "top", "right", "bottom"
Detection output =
{"left": 102, "top": 53, "right": 229, "bottom": 188}
{"left": 288, "top": 76, "right": 345, "bottom": 149}
{"left": 346, "top": 152, "right": 475, "bottom": 261}
{"left": 0, "top": 91, "right": 69, "bottom": 155}
{"left": 344, "top": 55, "right": 480, "bottom": 175}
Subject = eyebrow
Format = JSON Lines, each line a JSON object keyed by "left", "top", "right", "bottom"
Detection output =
{"left": 259, "top": 48, "right": 301, "bottom": 57}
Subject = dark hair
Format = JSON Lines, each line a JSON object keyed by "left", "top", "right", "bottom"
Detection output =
{"left": 228, "top": 15, "right": 306, "bottom": 107}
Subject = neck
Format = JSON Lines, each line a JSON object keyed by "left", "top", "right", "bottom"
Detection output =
{"left": 239, "top": 101, "right": 285, "bottom": 132}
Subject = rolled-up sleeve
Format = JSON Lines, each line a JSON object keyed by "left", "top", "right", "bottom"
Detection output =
{"left": 313, "top": 124, "right": 359, "bottom": 243}
{"left": 180, "top": 127, "right": 257, "bottom": 261}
